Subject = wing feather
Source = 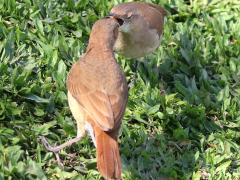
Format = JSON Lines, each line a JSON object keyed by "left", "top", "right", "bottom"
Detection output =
{"left": 67, "top": 60, "right": 127, "bottom": 131}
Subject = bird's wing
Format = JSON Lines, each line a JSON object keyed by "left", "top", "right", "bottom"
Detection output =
{"left": 67, "top": 61, "right": 127, "bottom": 131}
{"left": 141, "top": 3, "right": 166, "bottom": 35}
{"left": 146, "top": 3, "right": 167, "bottom": 17}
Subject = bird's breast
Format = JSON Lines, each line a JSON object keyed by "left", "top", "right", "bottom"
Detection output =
{"left": 114, "top": 26, "right": 161, "bottom": 58}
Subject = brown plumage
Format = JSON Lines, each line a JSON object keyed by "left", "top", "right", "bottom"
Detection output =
{"left": 40, "top": 2, "right": 166, "bottom": 179}
{"left": 110, "top": 2, "right": 167, "bottom": 58}
{"left": 67, "top": 18, "right": 128, "bottom": 179}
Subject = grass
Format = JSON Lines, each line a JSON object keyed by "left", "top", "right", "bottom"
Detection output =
{"left": 0, "top": 0, "right": 240, "bottom": 179}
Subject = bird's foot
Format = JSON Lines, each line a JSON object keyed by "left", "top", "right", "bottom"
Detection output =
{"left": 39, "top": 136, "right": 83, "bottom": 167}
{"left": 55, "top": 152, "right": 64, "bottom": 167}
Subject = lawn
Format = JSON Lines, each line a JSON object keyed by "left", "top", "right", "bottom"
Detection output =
{"left": 0, "top": 0, "right": 240, "bottom": 179}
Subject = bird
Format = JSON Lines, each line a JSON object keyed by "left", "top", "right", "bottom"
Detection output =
{"left": 109, "top": 2, "right": 167, "bottom": 58}
{"left": 40, "top": 17, "right": 128, "bottom": 179}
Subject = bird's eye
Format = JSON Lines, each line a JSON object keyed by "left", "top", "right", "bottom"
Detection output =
{"left": 116, "top": 18, "right": 124, "bottom": 26}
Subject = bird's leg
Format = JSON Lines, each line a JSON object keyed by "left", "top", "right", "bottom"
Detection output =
{"left": 39, "top": 133, "right": 84, "bottom": 166}
{"left": 39, "top": 135, "right": 84, "bottom": 153}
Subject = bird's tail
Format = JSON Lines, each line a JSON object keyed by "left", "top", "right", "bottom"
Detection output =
{"left": 94, "top": 126, "right": 121, "bottom": 179}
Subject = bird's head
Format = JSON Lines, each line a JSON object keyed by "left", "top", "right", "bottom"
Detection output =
{"left": 108, "top": 2, "right": 167, "bottom": 34}
{"left": 108, "top": 8, "right": 141, "bottom": 34}
{"left": 87, "top": 18, "right": 120, "bottom": 51}
{"left": 107, "top": 2, "right": 167, "bottom": 58}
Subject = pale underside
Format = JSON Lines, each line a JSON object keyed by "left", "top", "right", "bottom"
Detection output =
{"left": 114, "top": 21, "right": 161, "bottom": 58}
{"left": 68, "top": 91, "right": 96, "bottom": 145}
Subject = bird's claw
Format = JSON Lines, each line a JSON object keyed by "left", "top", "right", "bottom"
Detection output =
{"left": 39, "top": 135, "right": 84, "bottom": 167}
{"left": 39, "top": 136, "right": 64, "bottom": 167}
{"left": 39, "top": 136, "right": 59, "bottom": 153}
{"left": 55, "top": 153, "right": 64, "bottom": 167}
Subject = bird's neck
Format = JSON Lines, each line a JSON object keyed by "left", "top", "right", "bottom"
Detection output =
{"left": 87, "top": 42, "right": 114, "bottom": 51}
{"left": 86, "top": 37, "right": 116, "bottom": 57}
{"left": 87, "top": 31, "right": 116, "bottom": 51}
{"left": 86, "top": 43, "right": 115, "bottom": 61}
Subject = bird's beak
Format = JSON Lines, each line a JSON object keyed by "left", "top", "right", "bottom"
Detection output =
{"left": 106, "top": 13, "right": 124, "bottom": 26}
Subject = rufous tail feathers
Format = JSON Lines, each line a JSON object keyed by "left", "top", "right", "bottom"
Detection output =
{"left": 95, "top": 126, "right": 121, "bottom": 179}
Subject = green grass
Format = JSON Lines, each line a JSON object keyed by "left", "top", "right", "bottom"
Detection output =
{"left": 0, "top": 0, "right": 240, "bottom": 179}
